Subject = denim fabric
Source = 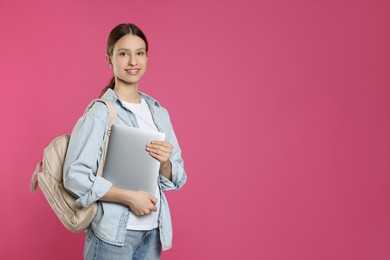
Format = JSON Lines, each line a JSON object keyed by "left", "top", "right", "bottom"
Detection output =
{"left": 63, "top": 89, "right": 187, "bottom": 250}
{"left": 84, "top": 227, "right": 161, "bottom": 260}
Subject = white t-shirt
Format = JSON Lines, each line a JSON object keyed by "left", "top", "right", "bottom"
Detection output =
{"left": 122, "top": 98, "right": 161, "bottom": 230}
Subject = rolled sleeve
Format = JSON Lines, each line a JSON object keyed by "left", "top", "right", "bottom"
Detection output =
{"left": 76, "top": 176, "right": 112, "bottom": 207}
{"left": 159, "top": 118, "right": 187, "bottom": 191}
{"left": 159, "top": 161, "right": 187, "bottom": 191}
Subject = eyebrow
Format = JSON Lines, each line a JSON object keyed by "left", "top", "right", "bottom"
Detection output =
{"left": 117, "top": 48, "right": 146, "bottom": 52}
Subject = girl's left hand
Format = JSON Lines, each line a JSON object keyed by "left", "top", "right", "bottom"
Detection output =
{"left": 146, "top": 140, "right": 173, "bottom": 165}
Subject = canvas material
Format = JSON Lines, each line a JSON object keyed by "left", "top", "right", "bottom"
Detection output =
{"left": 30, "top": 99, "right": 116, "bottom": 233}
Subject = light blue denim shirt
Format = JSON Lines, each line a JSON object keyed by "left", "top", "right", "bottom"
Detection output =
{"left": 63, "top": 89, "right": 187, "bottom": 250}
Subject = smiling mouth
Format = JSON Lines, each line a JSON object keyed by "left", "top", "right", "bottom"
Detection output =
{"left": 125, "top": 69, "right": 140, "bottom": 75}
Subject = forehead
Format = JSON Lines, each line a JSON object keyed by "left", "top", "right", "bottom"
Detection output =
{"left": 114, "top": 34, "right": 146, "bottom": 51}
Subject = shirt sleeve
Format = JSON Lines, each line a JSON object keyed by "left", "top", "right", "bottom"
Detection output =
{"left": 159, "top": 111, "right": 187, "bottom": 191}
{"left": 63, "top": 105, "right": 113, "bottom": 207}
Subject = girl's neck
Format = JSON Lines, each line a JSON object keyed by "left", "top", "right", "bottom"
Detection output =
{"left": 113, "top": 80, "right": 142, "bottom": 104}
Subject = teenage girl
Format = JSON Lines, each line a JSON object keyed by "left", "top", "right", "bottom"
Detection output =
{"left": 63, "top": 23, "right": 187, "bottom": 260}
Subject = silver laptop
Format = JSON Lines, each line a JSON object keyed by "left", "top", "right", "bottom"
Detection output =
{"left": 102, "top": 124, "right": 166, "bottom": 194}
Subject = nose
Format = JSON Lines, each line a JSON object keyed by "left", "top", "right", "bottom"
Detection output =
{"left": 128, "top": 54, "right": 137, "bottom": 66}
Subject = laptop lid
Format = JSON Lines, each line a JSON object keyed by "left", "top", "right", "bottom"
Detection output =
{"left": 102, "top": 124, "right": 166, "bottom": 194}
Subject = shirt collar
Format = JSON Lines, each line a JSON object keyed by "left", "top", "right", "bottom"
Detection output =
{"left": 101, "top": 88, "right": 161, "bottom": 108}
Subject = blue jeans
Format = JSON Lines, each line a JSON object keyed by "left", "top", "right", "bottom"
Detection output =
{"left": 84, "top": 227, "right": 161, "bottom": 260}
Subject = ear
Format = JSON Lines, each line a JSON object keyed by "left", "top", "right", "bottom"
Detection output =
{"left": 106, "top": 54, "right": 112, "bottom": 68}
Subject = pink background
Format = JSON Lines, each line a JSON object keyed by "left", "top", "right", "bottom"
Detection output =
{"left": 1, "top": 0, "right": 389, "bottom": 259}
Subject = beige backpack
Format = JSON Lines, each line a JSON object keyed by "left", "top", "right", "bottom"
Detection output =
{"left": 30, "top": 99, "right": 116, "bottom": 233}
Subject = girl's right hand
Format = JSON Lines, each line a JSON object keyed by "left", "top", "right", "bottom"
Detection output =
{"left": 101, "top": 186, "right": 157, "bottom": 216}
{"left": 126, "top": 190, "right": 158, "bottom": 216}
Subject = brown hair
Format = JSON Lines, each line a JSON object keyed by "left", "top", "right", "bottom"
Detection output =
{"left": 100, "top": 23, "right": 149, "bottom": 97}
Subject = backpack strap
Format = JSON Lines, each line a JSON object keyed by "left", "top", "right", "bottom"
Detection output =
{"left": 85, "top": 99, "right": 117, "bottom": 177}
{"left": 30, "top": 161, "right": 43, "bottom": 192}
{"left": 84, "top": 99, "right": 117, "bottom": 128}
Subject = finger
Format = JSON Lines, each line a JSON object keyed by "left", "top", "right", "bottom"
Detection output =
{"left": 146, "top": 205, "right": 157, "bottom": 214}
{"left": 150, "top": 140, "right": 169, "bottom": 146}
{"left": 150, "top": 141, "right": 173, "bottom": 149}
{"left": 149, "top": 195, "right": 158, "bottom": 204}
{"left": 136, "top": 210, "right": 145, "bottom": 216}
{"left": 146, "top": 147, "right": 171, "bottom": 159}
{"left": 148, "top": 151, "right": 169, "bottom": 163}
{"left": 146, "top": 144, "right": 172, "bottom": 154}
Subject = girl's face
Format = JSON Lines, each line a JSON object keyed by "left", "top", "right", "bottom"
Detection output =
{"left": 109, "top": 34, "right": 148, "bottom": 86}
